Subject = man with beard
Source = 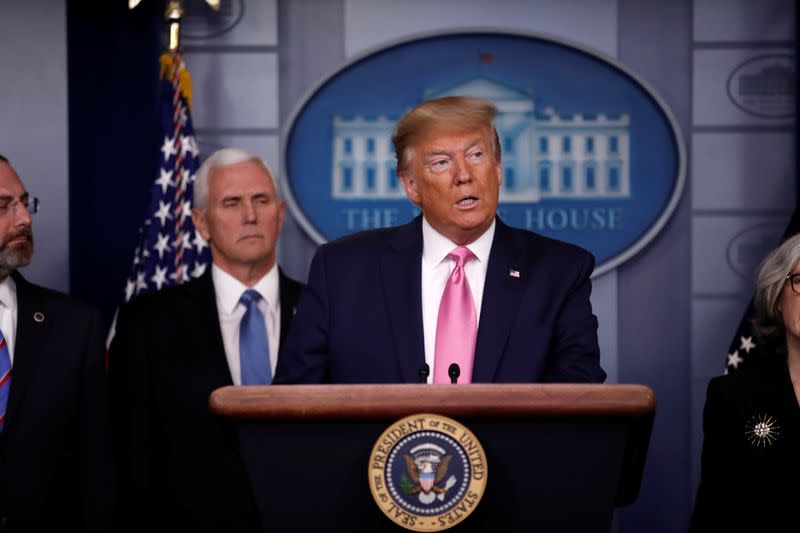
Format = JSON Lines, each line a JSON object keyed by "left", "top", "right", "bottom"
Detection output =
{"left": 0, "top": 154, "right": 113, "bottom": 532}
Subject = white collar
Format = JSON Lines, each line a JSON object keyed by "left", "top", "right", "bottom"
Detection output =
{"left": 421, "top": 217, "right": 495, "bottom": 267}
{"left": 0, "top": 275, "right": 17, "bottom": 312}
{"left": 211, "top": 263, "right": 279, "bottom": 315}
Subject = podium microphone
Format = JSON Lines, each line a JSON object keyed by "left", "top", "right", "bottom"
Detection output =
{"left": 417, "top": 363, "right": 430, "bottom": 384}
{"left": 448, "top": 363, "right": 460, "bottom": 384}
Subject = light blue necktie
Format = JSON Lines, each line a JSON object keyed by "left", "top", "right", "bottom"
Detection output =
{"left": 239, "top": 289, "right": 272, "bottom": 385}
{"left": 0, "top": 327, "right": 11, "bottom": 430}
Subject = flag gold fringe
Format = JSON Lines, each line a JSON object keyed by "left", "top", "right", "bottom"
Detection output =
{"left": 159, "top": 52, "right": 193, "bottom": 112}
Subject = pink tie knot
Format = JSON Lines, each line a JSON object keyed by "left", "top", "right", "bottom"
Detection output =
{"left": 448, "top": 246, "right": 475, "bottom": 267}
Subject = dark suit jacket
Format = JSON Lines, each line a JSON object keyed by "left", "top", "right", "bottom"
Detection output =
{"left": 275, "top": 216, "right": 605, "bottom": 384}
{"left": 691, "top": 350, "right": 800, "bottom": 532}
{"left": 0, "top": 272, "right": 113, "bottom": 532}
{"left": 109, "top": 268, "right": 303, "bottom": 533}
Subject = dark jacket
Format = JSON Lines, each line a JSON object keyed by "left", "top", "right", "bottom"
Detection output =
{"left": 691, "top": 349, "right": 800, "bottom": 532}
{"left": 0, "top": 272, "right": 113, "bottom": 532}
{"left": 275, "top": 216, "right": 605, "bottom": 384}
{"left": 110, "top": 268, "right": 303, "bottom": 533}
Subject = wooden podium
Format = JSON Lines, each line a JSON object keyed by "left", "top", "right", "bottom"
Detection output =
{"left": 210, "top": 384, "right": 655, "bottom": 532}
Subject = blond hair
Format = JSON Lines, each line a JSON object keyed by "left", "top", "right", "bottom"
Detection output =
{"left": 392, "top": 96, "right": 501, "bottom": 173}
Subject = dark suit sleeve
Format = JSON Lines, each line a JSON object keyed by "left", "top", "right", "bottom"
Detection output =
{"left": 274, "top": 246, "right": 331, "bottom": 384}
{"left": 79, "top": 307, "right": 115, "bottom": 533}
{"left": 690, "top": 377, "right": 736, "bottom": 532}
{"left": 542, "top": 249, "right": 605, "bottom": 383}
{"left": 108, "top": 304, "right": 152, "bottom": 532}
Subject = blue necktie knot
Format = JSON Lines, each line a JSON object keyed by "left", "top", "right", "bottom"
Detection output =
{"left": 240, "top": 289, "right": 261, "bottom": 307}
{"left": 239, "top": 289, "right": 271, "bottom": 385}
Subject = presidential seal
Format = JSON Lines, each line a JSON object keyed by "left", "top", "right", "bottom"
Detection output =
{"left": 368, "top": 413, "right": 487, "bottom": 531}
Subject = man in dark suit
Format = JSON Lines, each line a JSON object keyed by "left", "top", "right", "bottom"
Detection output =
{"left": 110, "top": 148, "right": 303, "bottom": 532}
{"left": 0, "top": 154, "right": 113, "bottom": 531}
{"left": 275, "top": 96, "right": 605, "bottom": 385}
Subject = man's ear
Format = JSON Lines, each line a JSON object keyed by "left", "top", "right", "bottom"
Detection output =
{"left": 277, "top": 201, "right": 286, "bottom": 233}
{"left": 495, "top": 160, "right": 503, "bottom": 187}
{"left": 191, "top": 208, "right": 211, "bottom": 242}
{"left": 399, "top": 170, "right": 421, "bottom": 206}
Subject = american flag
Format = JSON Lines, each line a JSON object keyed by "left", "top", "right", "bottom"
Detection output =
{"left": 724, "top": 300, "right": 760, "bottom": 374}
{"left": 119, "top": 50, "right": 211, "bottom": 313}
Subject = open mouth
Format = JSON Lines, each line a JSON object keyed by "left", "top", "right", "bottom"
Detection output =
{"left": 456, "top": 197, "right": 478, "bottom": 207}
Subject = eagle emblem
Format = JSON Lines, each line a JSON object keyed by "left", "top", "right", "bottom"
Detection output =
{"left": 402, "top": 443, "right": 458, "bottom": 504}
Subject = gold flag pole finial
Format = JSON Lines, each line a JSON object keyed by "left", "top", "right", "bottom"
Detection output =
{"left": 129, "top": 1, "right": 221, "bottom": 12}
{"left": 165, "top": 1, "right": 184, "bottom": 52}
{"left": 129, "top": 0, "right": 222, "bottom": 50}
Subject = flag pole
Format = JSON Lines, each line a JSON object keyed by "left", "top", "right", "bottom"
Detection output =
{"left": 165, "top": 1, "right": 184, "bottom": 52}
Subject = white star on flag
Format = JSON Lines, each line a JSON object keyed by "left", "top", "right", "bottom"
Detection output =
{"left": 161, "top": 135, "right": 177, "bottom": 161}
{"left": 153, "top": 233, "right": 171, "bottom": 260}
{"left": 191, "top": 261, "right": 207, "bottom": 279}
{"left": 154, "top": 169, "right": 174, "bottom": 194}
{"left": 173, "top": 232, "right": 192, "bottom": 252}
{"left": 181, "top": 135, "right": 199, "bottom": 158}
{"left": 739, "top": 336, "right": 756, "bottom": 353}
{"left": 170, "top": 264, "right": 190, "bottom": 284}
{"left": 151, "top": 265, "right": 168, "bottom": 290}
{"left": 179, "top": 200, "right": 192, "bottom": 222}
{"left": 193, "top": 230, "right": 208, "bottom": 254}
{"left": 135, "top": 271, "right": 148, "bottom": 293}
{"left": 727, "top": 350, "right": 744, "bottom": 370}
{"left": 154, "top": 201, "right": 173, "bottom": 226}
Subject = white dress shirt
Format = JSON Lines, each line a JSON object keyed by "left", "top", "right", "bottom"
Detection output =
{"left": 420, "top": 217, "right": 495, "bottom": 383}
{"left": 0, "top": 276, "right": 18, "bottom": 364}
{"left": 212, "top": 264, "right": 281, "bottom": 385}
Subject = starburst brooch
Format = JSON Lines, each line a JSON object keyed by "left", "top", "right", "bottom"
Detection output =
{"left": 745, "top": 414, "right": 780, "bottom": 447}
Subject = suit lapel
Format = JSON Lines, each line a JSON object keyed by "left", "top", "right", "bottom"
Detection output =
{"left": 277, "top": 269, "right": 301, "bottom": 349}
{"left": 472, "top": 219, "right": 525, "bottom": 382}
{"left": 5, "top": 273, "right": 49, "bottom": 431}
{"left": 380, "top": 218, "right": 425, "bottom": 382}
{"left": 186, "top": 271, "right": 234, "bottom": 387}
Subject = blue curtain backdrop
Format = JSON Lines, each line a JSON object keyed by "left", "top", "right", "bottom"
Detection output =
{"left": 68, "top": 0, "right": 162, "bottom": 330}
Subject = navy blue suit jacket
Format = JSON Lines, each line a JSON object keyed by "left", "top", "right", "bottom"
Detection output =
{"left": 275, "top": 216, "right": 605, "bottom": 384}
{"left": 0, "top": 272, "right": 113, "bottom": 532}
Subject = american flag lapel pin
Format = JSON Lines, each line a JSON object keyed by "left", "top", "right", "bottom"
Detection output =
{"left": 508, "top": 268, "right": 520, "bottom": 279}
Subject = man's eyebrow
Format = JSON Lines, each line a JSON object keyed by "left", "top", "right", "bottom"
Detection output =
{"left": 423, "top": 149, "right": 452, "bottom": 160}
{"left": 465, "top": 138, "right": 484, "bottom": 150}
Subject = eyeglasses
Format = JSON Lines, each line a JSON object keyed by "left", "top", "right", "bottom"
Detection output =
{"left": 0, "top": 196, "right": 38, "bottom": 217}
{"left": 786, "top": 273, "right": 800, "bottom": 294}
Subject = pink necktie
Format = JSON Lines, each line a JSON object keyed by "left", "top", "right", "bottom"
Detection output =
{"left": 433, "top": 246, "right": 477, "bottom": 384}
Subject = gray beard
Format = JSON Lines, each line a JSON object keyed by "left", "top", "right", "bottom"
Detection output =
{"left": 0, "top": 233, "right": 33, "bottom": 278}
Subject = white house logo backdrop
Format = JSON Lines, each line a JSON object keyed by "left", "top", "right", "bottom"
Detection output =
{"left": 284, "top": 31, "right": 685, "bottom": 275}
